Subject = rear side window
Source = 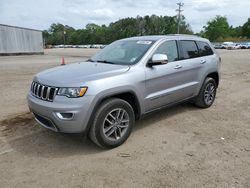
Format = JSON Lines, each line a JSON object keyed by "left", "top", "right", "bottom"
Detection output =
{"left": 196, "top": 41, "right": 214, "bottom": 56}
{"left": 179, "top": 40, "right": 199, "bottom": 60}
{"left": 154, "top": 40, "right": 178, "bottom": 62}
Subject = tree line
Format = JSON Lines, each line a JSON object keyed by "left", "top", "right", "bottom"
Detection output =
{"left": 43, "top": 15, "right": 192, "bottom": 45}
{"left": 43, "top": 15, "right": 250, "bottom": 45}
{"left": 200, "top": 15, "right": 250, "bottom": 42}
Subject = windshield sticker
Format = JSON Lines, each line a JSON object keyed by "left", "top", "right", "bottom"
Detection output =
{"left": 137, "top": 41, "right": 152, "bottom": 45}
{"left": 130, "top": 57, "right": 137, "bottom": 62}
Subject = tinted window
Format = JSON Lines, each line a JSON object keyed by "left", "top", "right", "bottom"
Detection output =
{"left": 196, "top": 41, "right": 214, "bottom": 56}
{"left": 154, "top": 41, "right": 178, "bottom": 62}
{"left": 179, "top": 40, "right": 199, "bottom": 59}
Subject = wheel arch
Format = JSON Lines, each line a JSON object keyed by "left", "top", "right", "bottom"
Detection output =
{"left": 85, "top": 90, "right": 142, "bottom": 135}
{"left": 206, "top": 72, "right": 219, "bottom": 87}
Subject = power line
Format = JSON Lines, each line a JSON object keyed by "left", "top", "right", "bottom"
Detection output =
{"left": 176, "top": 2, "right": 184, "bottom": 34}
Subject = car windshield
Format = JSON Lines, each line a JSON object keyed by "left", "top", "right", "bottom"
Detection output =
{"left": 90, "top": 40, "right": 155, "bottom": 65}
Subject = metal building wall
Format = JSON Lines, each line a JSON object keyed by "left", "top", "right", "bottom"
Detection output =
{"left": 0, "top": 24, "right": 44, "bottom": 55}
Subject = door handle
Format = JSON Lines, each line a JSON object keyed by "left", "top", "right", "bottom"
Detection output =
{"left": 200, "top": 60, "right": 206, "bottom": 64}
{"left": 174, "top": 65, "right": 183, "bottom": 69}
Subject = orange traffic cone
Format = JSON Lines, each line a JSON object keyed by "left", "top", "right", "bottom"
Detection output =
{"left": 61, "top": 57, "right": 66, "bottom": 65}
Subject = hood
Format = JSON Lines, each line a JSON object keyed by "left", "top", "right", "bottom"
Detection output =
{"left": 34, "top": 62, "right": 130, "bottom": 87}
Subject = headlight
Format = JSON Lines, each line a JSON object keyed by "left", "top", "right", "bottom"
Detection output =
{"left": 57, "top": 87, "right": 87, "bottom": 98}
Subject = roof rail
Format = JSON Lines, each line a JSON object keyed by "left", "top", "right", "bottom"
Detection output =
{"left": 166, "top": 34, "right": 201, "bottom": 38}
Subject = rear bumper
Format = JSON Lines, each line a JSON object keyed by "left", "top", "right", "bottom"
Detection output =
{"left": 27, "top": 92, "right": 95, "bottom": 133}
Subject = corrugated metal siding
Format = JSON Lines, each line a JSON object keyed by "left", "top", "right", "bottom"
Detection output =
{"left": 0, "top": 24, "right": 44, "bottom": 54}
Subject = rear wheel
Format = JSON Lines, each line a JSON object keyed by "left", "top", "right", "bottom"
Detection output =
{"left": 194, "top": 77, "right": 217, "bottom": 108}
{"left": 89, "top": 98, "right": 135, "bottom": 149}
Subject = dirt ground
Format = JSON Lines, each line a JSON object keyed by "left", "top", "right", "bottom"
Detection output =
{"left": 0, "top": 49, "right": 249, "bottom": 188}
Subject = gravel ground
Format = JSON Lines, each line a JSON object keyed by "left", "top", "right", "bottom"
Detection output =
{"left": 0, "top": 49, "right": 249, "bottom": 188}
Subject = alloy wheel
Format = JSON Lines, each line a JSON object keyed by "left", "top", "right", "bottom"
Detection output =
{"left": 204, "top": 83, "right": 216, "bottom": 105}
{"left": 102, "top": 108, "right": 130, "bottom": 141}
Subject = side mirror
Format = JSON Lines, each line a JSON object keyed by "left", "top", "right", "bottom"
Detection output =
{"left": 148, "top": 54, "right": 168, "bottom": 67}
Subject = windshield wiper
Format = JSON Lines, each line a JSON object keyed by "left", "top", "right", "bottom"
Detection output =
{"left": 87, "top": 59, "right": 95, "bottom": 62}
{"left": 96, "top": 60, "right": 115, "bottom": 64}
{"left": 87, "top": 59, "right": 115, "bottom": 64}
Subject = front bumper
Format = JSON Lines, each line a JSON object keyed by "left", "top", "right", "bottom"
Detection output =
{"left": 27, "top": 92, "right": 95, "bottom": 133}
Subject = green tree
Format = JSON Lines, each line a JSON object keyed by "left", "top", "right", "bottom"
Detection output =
{"left": 242, "top": 18, "right": 250, "bottom": 38}
{"left": 49, "top": 23, "right": 65, "bottom": 33}
{"left": 203, "top": 15, "right": 230, "bottom": 41}
{"left": 229, "top": 26, "right": 242, "bottom": 38}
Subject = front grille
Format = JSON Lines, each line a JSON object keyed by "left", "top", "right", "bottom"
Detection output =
{"left": 31, "top": 82, "right": 57, "bottom": 102}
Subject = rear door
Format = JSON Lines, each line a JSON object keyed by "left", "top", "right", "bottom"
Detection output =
{"left": 195, "top": 40, "right": 217, "bottom": 88}
{"left": 175, "top": 40, "right": 204, "bottom": 95}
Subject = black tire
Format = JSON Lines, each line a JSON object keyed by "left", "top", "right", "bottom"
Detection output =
{"left": 194, "top": 77, "right": 217, "bottom": 108}
{"left": 89, "top": 98, "right": 135, "bottom": 149}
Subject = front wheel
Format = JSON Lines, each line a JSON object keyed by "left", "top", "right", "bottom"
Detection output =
{"left": 89, "top": 98, "right": 135, "bottom": 149}
{"left": 194, "top": 77, "right": 217, "bottom": 108}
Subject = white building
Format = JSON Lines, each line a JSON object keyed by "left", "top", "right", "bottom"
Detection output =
{"left": 0, "top": 24, "right": 44, "bottom": 55}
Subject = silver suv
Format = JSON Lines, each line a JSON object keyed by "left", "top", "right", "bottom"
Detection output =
{"left": 27, "top": 35, "right": 220, "bottom": 148}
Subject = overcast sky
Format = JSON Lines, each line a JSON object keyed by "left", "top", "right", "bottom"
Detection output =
{"left": 0, "top": 0, "right": 249, "bottom": 32}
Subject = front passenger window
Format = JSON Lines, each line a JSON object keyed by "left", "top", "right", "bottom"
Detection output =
{"left": 154, "top": 41, "right": 178, "bottom": 62}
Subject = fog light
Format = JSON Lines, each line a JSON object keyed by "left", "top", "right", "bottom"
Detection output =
{"left": 56, "top": 112, "right": 74, "bottom": 120}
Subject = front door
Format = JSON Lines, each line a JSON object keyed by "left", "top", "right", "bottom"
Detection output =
{"left": 144, "top": 40, "right": 201, "bottom": 112}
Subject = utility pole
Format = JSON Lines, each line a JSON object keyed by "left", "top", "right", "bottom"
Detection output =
{"left": 63, "top": 30, "right": 66, "bottom": 48}
{"left": 176, "top": 2, "right": 184, "bottom": 34}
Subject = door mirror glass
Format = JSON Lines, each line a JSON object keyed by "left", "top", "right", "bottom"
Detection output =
{"left": 149, "top": 54, "right": 168, "bottom": 66}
